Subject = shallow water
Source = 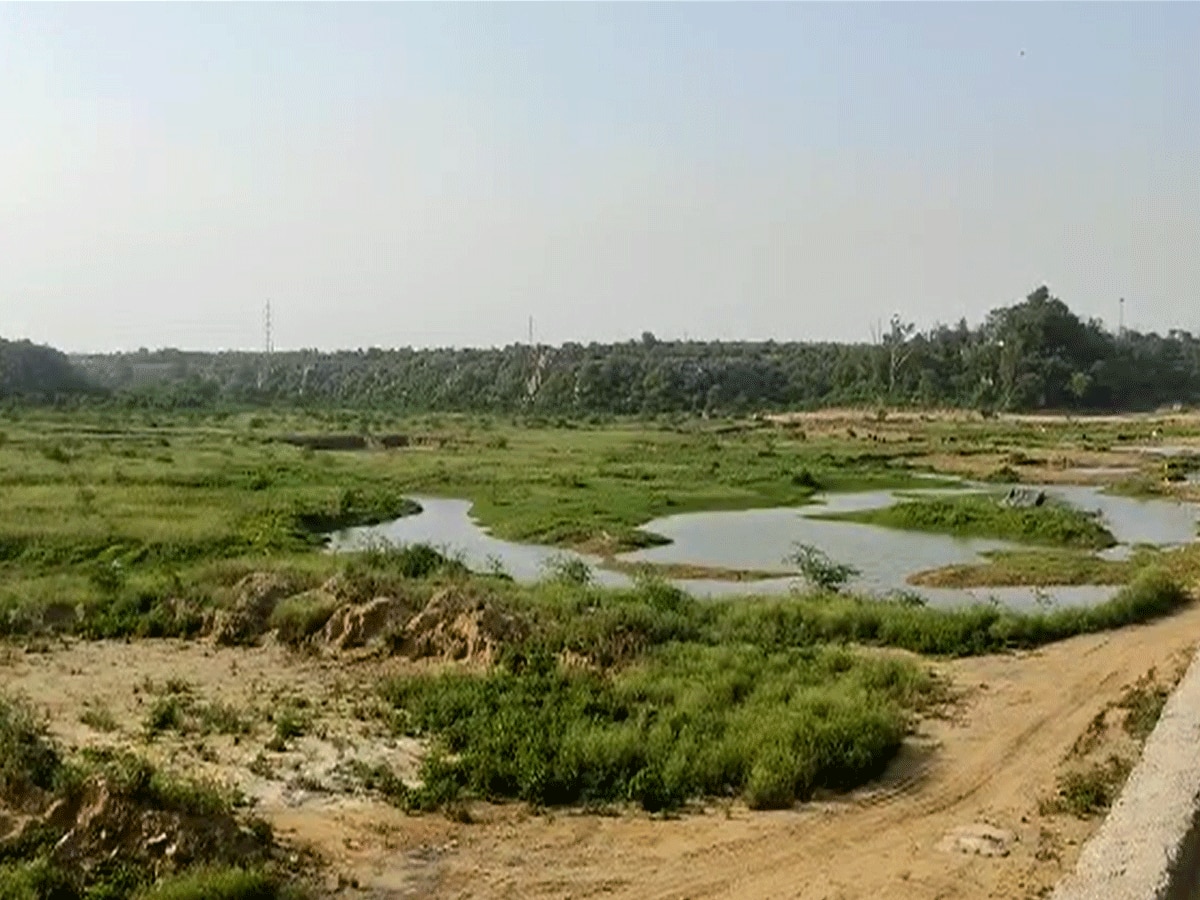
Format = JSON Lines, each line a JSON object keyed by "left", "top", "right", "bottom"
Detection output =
{"left": 328, "top": 485, "right": 1197, "bottom": 610}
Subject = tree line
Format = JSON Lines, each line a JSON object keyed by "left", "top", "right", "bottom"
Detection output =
{"left": 10, "top": 287, "right": 1200, "bottom": 414}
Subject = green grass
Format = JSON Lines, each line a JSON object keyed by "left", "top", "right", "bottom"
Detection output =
{"left": 908, "top": 547, "right": 1154, "bottom": 588}
{"left": 1042, "top": 755, "right": 1133, "bottom": 818}
{"left": 134, "top": 867, "right": 304, "bottom": 900}
{"left": 268, "top": 591, "right": 339, "bottom": 646}
{"left": 715, "top": 566, "right": 1188, "bottom": 656}
{"left": 383, "top": 643, "right": 931, "bottom": 811}
{"left": 0, "top": 409, "right": 1197, "bottom": 825}
{"left": 817, "top": 493, "right": 1118, "bottom": 550}
{"left": 365, "top": 565, "right": 1189, "bottom": 812}
{"left": 1116, "top": 670, "right": 1172, "bottom": 741}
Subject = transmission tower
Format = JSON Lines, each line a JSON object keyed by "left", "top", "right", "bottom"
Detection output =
{"left": 264, "top": 300, "right": 274, "bottom": 356}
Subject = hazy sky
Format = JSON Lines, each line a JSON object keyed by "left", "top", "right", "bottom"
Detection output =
{"left": 2, "top": 3, "right": 1199, "bottom": 352}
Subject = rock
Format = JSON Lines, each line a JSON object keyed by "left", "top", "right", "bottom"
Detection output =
{"left": 1001, "top": 487, "right": 1046, "bottom": 509}
{"left": 937, "top": 824, "right": 1014, "bottom": 857}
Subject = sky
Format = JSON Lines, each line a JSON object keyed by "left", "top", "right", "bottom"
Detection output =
{"left": 2, "top": 3, "right": 1199, "bottom": 353}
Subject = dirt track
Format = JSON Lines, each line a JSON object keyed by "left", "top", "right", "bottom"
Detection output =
{"left": 4, "top": 601, "right": 1198, "bottom": 900}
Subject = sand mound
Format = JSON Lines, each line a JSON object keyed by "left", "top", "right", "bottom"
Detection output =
{"left": 393, "top": 589, "right": 526, "bottom": 664}
{"left": 0, "top": 773, "right": 271, "bottom": 883}
{"left": 50, "top": 780, "right": 263, "bottom": 875}
{"left": 207, "top": 572, "right": 296, "bottom": 646}
{"left": 322, "top": 596, "right": 415, "bottom": 651}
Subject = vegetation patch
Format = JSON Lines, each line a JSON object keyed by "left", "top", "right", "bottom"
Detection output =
{"left": 382, "top": 644, "right": 932, "bottom": 812}
{"left": 817, "top": 493, "right": 1118, "bottom": 550}
{"left": 141, "top": 684, "right": 249, "bottom": 740}
{"left": 0, "top": 694, "right": 305, "bottom": 900}
{"left": 907, "top": 548, "right": 1152, "bottom": 589}
{"left": 1042, "top": 755, "right": 1133, "bottom": 818}
{"left": 598, "top": 559, "right": 796, "bottom": 583}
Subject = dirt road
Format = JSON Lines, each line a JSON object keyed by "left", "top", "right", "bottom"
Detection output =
{"left": 4, "top": 601, "right": 1198, "bottom": 900}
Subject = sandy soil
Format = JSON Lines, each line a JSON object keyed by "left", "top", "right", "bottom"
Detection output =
{"left": 3, "top": 601, "right": 1198, "bottom": 900}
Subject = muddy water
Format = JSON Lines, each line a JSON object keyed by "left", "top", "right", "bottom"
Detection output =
{"left": 327, "top": 486, "right": 1197, "bottom": 610}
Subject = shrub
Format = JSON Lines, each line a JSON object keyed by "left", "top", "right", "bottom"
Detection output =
{"left": 1117, "top": 669, "right": 1171, "bottom": 741}
{"left": 542, "top": 554, "right": 593, "bottom": 586}
{"left": 786, "top": 544, "right": 859, "bottom": 593}
{"left": 1043, "top": 756, "right": 1132, "bottom": 818}
{"left": 265, "top": 705, "right": 309, "bottom": 752}
{"left": 0, "top": 695, "right": 61, "bottom": 797}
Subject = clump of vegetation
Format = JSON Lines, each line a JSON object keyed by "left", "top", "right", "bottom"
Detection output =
{"left": 141, "top": 685, "right": 249, "bottom": 740}
{"left": 983, "top": 465, "right": 1021, "bottom": 484}
{"left": 383, "top": 644, "right": 931, "bottom": 812}
{"left": 714, "top": 566, "right": 1188, "bottom": 657}
{"left": 0, "top": 695, "right": 60, "bottom": 797}
{"left": 265, "top": 703, "right": 310, "bottom": 752}
{"left": 786, "top": 543, "right": 859, "bottom": 592}
{"left": 268, "top": 591, "right": 339, "bottom": 645}
{"left": 0, "top": 693, "right": 300, "bottom": 900}
{"left": 1116, "top": 669, "right": 1171, "bottom": 741}
{"left": 1042, "top": 755, "right": 1133, "bottom": 818}
{"left": 340, "top": 760, "right": 411, "bottom": 806}
{"left": 818, "top": 493, "right": 1117, "bottom": 550}
{"left": 79, "top": 704, "right": 119, "bottom": 733}
{"left": 908, "top": 547, "right": 1148, "bottom": 589}
{"left": 541, "top": 554, "right": 594, "bottom": 586}
{"left": 134, "top": 866, "right": 305, "bottom": 900}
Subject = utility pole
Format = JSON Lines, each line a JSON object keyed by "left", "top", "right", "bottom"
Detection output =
{"left": 1118, "top": 297, "right": 1125, "bottom": 338}
{"left": 265, "top": 300, "right": 275, "bottom": 356}
{"left": 528, "top": 315, "right": 534, "bottom": 347}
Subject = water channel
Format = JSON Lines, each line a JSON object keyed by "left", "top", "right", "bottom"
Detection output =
{"left": 327, "top": 485, "right": 1198, "bottom": 611}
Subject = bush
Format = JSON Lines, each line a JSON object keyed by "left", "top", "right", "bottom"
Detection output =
{"left": 542, "top": 554, "right": 594, "bottom": 586}
{"left": 1043, "top": 756, "right": 1132, "bottom": 818}
{"left": 786, "top": 544, "right": 859, "bottom": 593}
{"left": 716, "top": 568, "right": 1188, "bottom": 657}
{"left": 0, "top": 696, "right": 61, "bottom": 797}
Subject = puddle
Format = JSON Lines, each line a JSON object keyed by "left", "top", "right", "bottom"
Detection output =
{"left": 328, "top": 486, "right": 1197, "bottom": 611}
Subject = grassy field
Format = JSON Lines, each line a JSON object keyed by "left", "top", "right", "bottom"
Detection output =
{"left": 0, "top": 406, "right": 1197, "bottom": 899}
{"left": 0, "top": 408, "right": 1197, "bottom": 826}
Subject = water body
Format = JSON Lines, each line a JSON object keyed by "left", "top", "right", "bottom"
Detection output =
{"left": 328, "top": 486, "right": 1198, "bottom": 611}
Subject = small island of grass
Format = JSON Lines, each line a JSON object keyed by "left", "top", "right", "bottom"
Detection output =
{"left": 814, "top": 493, "right": 1118, "bottom": 550}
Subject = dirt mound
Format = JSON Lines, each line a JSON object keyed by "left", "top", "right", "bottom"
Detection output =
{"left": 207, "top": 573, "right": 296, "bottom": 646}
{"left": 393, "top": 589, "right": 526, "bottom": 664}
{"left": 322, "top": 596, "right": 415, "bottom": 651}
{"left": 43, "top": 778, "right": 266, "bottom": 877}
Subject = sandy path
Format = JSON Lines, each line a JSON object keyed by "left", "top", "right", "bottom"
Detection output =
{"left": 3, "top": 602, "right": 1198, "bottom": 900}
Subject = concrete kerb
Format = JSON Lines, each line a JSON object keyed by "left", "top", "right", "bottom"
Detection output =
{"left": 1052, "top": 646, "right": 1200, "bottom": 900}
